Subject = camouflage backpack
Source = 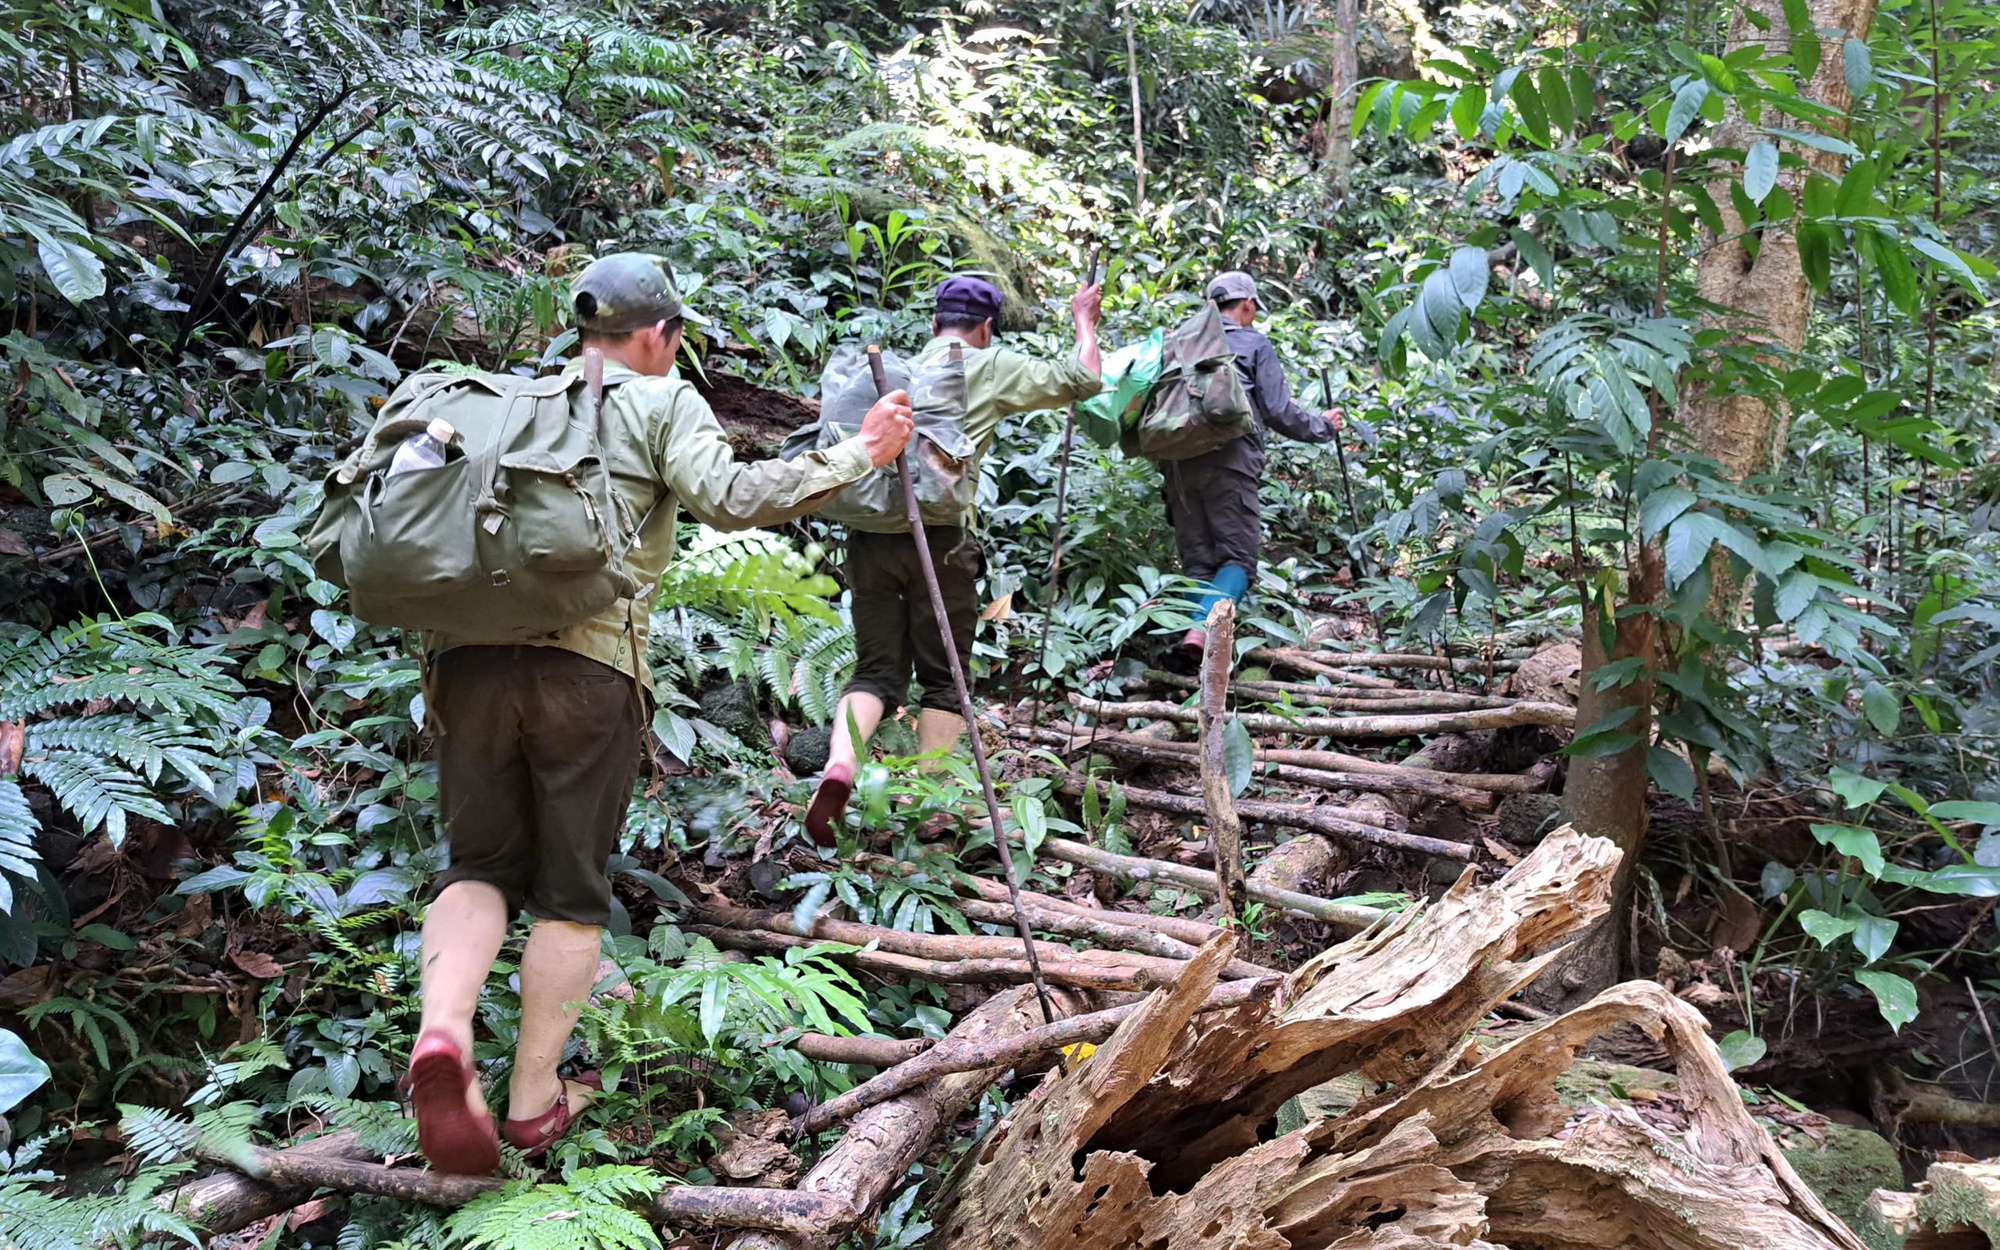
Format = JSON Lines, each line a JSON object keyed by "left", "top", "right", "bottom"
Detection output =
{"left": 782, "top": 340, "right": 975, "bottom": 533}
{"left": 1125, "top": 302, "right": 1254, "bottom": 461}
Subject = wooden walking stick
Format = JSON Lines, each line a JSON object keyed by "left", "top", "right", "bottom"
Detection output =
{"left": 1320, "top": 365, "right": 1372, "bottom": 582}
{"left": 1025, "top": 248, "right": 1103, "bottom": 737}
{"left": 866, "top": 346, "right": 1056, "bottom": 1025}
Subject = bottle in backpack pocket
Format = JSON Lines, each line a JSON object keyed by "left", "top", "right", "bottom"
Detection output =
{"left": 387, "top": 417, "right": 457, "bottom": 477}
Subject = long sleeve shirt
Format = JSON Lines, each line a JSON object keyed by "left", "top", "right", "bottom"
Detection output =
{"left": 426, "top": 360, "right": 875, "bottom": 687}
{"left": 919, "top": 334, "right": 1102, "bottom": 467}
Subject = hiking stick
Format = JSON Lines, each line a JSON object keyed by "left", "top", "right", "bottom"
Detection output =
{"left": 1320, "top": 365, "right": 1370, "bottom": 582}
{"left": 1025, "top": 248, "right": 1103, "bottom": 737}
{"left": 866, "top": 346, "right": 1056, "bottom": 1026}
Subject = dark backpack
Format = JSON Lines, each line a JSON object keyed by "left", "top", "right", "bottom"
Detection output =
{"left": 782, "top": 340, "right": 976, "bottom": 533}
{"left": 1124, "top": 302, "right": 1255, "bottom": 461}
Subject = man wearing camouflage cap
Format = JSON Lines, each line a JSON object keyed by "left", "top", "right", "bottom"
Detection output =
{"left": 406, "top": 252, "right": 914, "bottom": 1175}
{"left": 1166, "top": 270, "right": 1343, "bottom": 654}
{"left": 805, "top": 273, "right": 1102, "bottom": 841}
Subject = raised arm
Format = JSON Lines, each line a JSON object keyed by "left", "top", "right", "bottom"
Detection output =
{"left": 655, "top": 383, "right": 913, "bottom": 530}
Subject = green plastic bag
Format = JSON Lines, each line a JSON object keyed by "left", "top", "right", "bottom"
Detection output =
{"left": 1077, "top": 328, "right": 1164, "bottom": 448}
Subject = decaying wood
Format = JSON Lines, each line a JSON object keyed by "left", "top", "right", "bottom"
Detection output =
{"left": 1252, "top": 646, "right": 1524, "bottom": 674}
{"left": 953, "top": 895, "right": 1280, "bottom": 981}
{"left": 1147, "top": 668, "right": 1521, "bottom": 711}
{"left": 1198, "top": 599, "right": 1247, "bottom": 922}
{"left": 1245, "top": 832, "right": 1345, "bottom": 900}
{"left": 189, "top": 1140, "right": 858, "bottom": 1236}
{"left": 1864, "top": 1158, "right": 2000, "bottom": 1249}
{"left": 729, "top": 984, "right": 1086, "bottom": 1250}
{"left": 689, "top": 923, "right": 1185, "bottom": 993}
{"left": 1056, "top": 774, "right": 1476, "bottom": 861}
{"left": 163, "top": 1128, "right": 373, "bottom": 1236}
{"left": 782, "top": 1032, "right": 933, "bottom": 1067}
{"left": 1014, "top": 830, "right": 1392, "bottom": 930}
{"left": 865, "top": 854, "right": 1233, "bottom": 948}
{"left": 933, "top": 829, "right": 1869, "bottom": 1250}
{"left": 1069, "top": 693, "right": 1576, "bottom": 737}
{"left": 1245, "top": 647, "right": 1401, "bottom": 686}
{"left": 796, "top": 942, "right": 1271, "bottom": 1135}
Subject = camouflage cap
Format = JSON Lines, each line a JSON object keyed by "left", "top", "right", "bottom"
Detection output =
{"left": 571, "top": 252, "right": 711, "bottom": 334}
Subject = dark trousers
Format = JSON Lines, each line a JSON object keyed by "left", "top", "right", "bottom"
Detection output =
{"left": 1161, "top": 462, "right": 1263, "bottom": 582}
{"left": 432, "top": 645, "right": 643, "bottom": 927}
{"left": 842, "top": 526, "right": 982, "bottom": 716}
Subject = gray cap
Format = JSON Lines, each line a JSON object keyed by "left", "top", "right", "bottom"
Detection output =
{"left": 1205, "top": 270, "right": 1260, "bottom": 304}
{"left": 571, "top": 252, "right": 710, "bottom": 333}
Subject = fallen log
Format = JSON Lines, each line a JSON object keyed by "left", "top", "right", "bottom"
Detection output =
{"left": 1016, "top": 831, "right": 1393, "bottom": 930}
{"left": 1011, "top": 723, "right": 1498, "bottom": 810}
{"left": 728, "top": 983, "right": 1085, "bottom": 1250}
{"left": 781, "top": 1032, "right": 933, "bottom": 1067}
{"left": 796, "top": 937, "right": 1267, "bottom": 1137}
{"left": 952, "top": 895, "right": 1280, "bottom": 981}
{"left": 1268, "top": 646, "right": 1525, "bottom": 674}
{"left": 1863, "top": 1158, "right": 2000, "bottom": 1248}
{"left": 187, "top": 1140, "right": 859, "bottom": 1236}
{"left": 689, "top": 924, "right": 1183, "bottom": 992}
{"left": 687, "top": 901, "right": 1254, "bottom": 985}
{"left": 862, "top": 855, "right": 1234, "bottom": 948}
{"left": 162, "top": 1128, "right": 374, "bottom": 1236}
{"left": 1055, "top": 773, "right": 1475, "bottom": 861}
{"left": 1245, "top": 646, "right": 1401, "bottom": 685}
{"left": 1069, "top": 693, "right": 1576, "bottom": 737}
{"left": 1197, "top": 600, "right": 1246, "bottom": 922}
{"left": 1145, "top": 668, "right": 1521, "bottom": 711}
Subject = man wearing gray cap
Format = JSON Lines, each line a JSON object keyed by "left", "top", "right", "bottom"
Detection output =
{"left": 806, "top": 272, "right": 1102, "bottom": 841}
{"left": 405, "top": 252, "right": 915, "bottom": 1175}
{"left": 1166, "top": 270, "right": 1343, "bottom": 653}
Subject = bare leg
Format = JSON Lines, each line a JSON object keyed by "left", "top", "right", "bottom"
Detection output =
{"left": 917, "top": 707, "right": 964, "bottom": 760}
{"left": 825, "top": 692, "right": 886, "bottom": 774}
{"left": 507, "top": 918, "right": 602, "bottom": 1121}
{"left": 419, "top": 880, "right": 509, "bottom": 1117}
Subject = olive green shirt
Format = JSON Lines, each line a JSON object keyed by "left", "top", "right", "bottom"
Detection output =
{"left": 427, "top": 361, "right": 874, "bottom": 688}
{"left": 917, "top": 335, "right": 1102, "bottom": 465}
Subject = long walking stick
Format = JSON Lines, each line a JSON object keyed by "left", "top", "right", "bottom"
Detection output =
{"left": 1320, "top": 366, "right": 1371, "bottom": 582}
{"left": 866, "top": 347, "right": 1056, "bottom": 1026}
{"left": 1025, "top": 248, "right": 1103, "bottom": 737}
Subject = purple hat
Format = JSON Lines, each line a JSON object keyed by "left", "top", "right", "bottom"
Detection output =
{"left": 934, "top": 275, "right": 1005, "bottom": 323}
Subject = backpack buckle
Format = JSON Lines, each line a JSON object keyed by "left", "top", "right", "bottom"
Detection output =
{"left": 489, "top": 571, "right": 511, "bottom": 587}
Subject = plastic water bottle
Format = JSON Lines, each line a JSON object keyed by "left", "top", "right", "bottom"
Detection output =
{"left": 387, "top": 417, "right": 455, "bottom": 477}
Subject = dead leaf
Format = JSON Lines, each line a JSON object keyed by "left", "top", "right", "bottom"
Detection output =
{"left": 980, "top": 592, "right": 1012, "bottom": 622}
{"left": 1712, "top": 886, "right": 1761, "bottom": 954}
{"left": 0, "top": 529, "right": 30, "bottom": 557}
{"left": 1481, "top": 835, "right": 1522, "bottom": 866}
{"left": 231, "top": 950, "right": 285, "bottom": 979}
{"left": 0, "top": 964, "right": 56, "bottom": 1010}
{"left": 0, "top": 720, "right": 23, "bottom": 776}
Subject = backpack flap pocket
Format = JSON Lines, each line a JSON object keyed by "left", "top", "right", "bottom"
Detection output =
{"left": 343, "top": 458, "right": 484, "bottom": 597}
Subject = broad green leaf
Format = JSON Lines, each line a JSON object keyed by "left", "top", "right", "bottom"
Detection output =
{"left": 0, "top": 1028, "right": 50, "bottom": 1113}
{"left": 1798, "top": 222, "right": 1833, "bottom": 291}
{"left": 1664, "top": 80, "right": 1708, "bottom": 144}
{"left": 1842, "top": 36, "right": 1872, "bottom": 100}
{"left": 1223, "top": 718, "right": 1254, "bottom": 799}
{"left": 42, "top": 473, "right": 93, "bottom": 506}
{"left": 310, "top": 609, "right": 357, "bottom": 651}
{"left": 1853, "top": 969, "right": 1918, "bottom": 1032}
{"left": 1773, "top": 570, "right": 1817, "bottom": 621}
{"left": 1508, "top": 226, "right": 1555, "bottom": 288}
{"left": 1664, "top": 511, "right": 1731, "bottom": 586}
{"left": 1766, "top": 126, "right": 1858, "bottom": 158}
{"left": 1639, "top": 486, "right": 1697, "bottom": 540}
{"left": 1448, "top": 245, "right": 1490, "bottom": 310}
{"left": 1537, "top": 65, "right": 1573, "bottom": 133}
{"left": 1511, "top": 74, "right": 1551, "bottom": 147}
{"left": 1826, "top": 768, "right": 1887, "bottom": 810}
{"left": 1810, "top": 822, "right": 1885, "bottom": 877}
{"left": 1930, "top": 801, "right": 2000, "bottom": 827}
{"left": 35, "top": 237, "right": 107, "bottom": 304}
{"left": 1836, "top": 159, "right": 1877, "bottom": 217}
{"left": 1761, "top": 861, "right": 1796, "bottom": 901}
{"left": 1015, "top": 794, "right": 1049, "bottom": 857}
{"left": 1450, "top": 86, "right": 1486, "bottom": 140}
{"left": 1847, "top": 910, "right": 1897, "bottom": 964}
{"left": 1647, "top": 747, "right": 1697, "bottom": 803}
{"left": 1910, "top": 237, "right": 1985, "bottom": 292}
{"left": 1860, "top": 682, "right": 1900, "bottom": 736}
{"left": 1717, "top": 1030, "right": 1767, "bottom": 1072}
{"left": 1743, "top": 139, "right": 1778, "bottom": 204}
{"left": 1799, "top": 908, "right": 1859, "bottom": 946}
{"left": 1568, "top": 66, "right": 1595, "bottom": 123}
{"left": 1352, "top": 81, "right": 1389, "bottom": 139}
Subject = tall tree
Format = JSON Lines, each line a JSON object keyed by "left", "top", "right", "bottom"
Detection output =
{"left": 1320, "top": 0, "right": 1359, "bottom": 197}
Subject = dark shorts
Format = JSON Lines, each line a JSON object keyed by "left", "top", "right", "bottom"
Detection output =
{"left": 842, "top": 526, "right": 982, "bottom": 716}
{"left": 1161, "top": 462, "right": 1262, "bottom": 582}
{"left": 432, "top": 645, "right": 643, "bottom": 927}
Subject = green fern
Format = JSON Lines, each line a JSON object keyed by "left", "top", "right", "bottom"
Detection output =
{"left": 0, "top": 1169, "right": 200, "bottom": 1250}
{"left": 445, "top": 1165, "right": 666, "bottom": 1250}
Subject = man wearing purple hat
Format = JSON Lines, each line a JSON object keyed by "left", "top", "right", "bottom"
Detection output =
{"left": 1167, "top": 270, "right": 1344, "bottom": 654}
{"left": 806, "top": 273, "right": 1102, "bottom": 839}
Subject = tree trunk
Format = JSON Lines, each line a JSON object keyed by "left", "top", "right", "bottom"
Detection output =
{"left": 1197, "top": 600, "right": 1246, "bottom": 922}
{"left": 1532, "top": 596, "right": 1658, "bottom": 1007}
{"left": 1681, "top": 0, "right": 1880, "bottom": 620}
{"left": 1321, "top": 0, "right": 1359, "bottom": 197}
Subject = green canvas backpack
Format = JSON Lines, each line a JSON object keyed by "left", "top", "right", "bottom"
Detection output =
{"left": 305, "top": 352, "right": 646, "bottom": 638}
{"left": 1124, "top": 302, "right": 1254, "bottom": 462}
{"left": 781, "top": 340, "right": 975, "bottom": 534}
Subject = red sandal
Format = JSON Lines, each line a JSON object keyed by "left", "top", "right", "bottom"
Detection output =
{"left": 502, "top": 1073, "right": 603, "bottom": 1158}
{"left": 408, "top": 1032, "right": 501, "bottom": 1176}
{"left": 804, "top": 762, "right": 854, "bottom": 848}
